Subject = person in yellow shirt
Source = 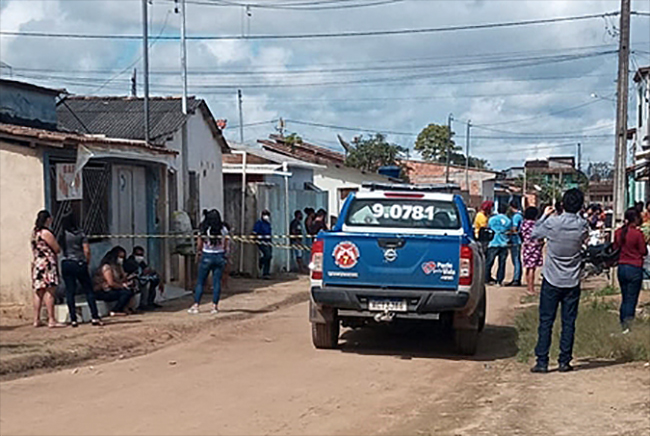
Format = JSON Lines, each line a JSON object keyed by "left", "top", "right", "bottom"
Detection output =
{"left": 474, "top": 200, "right": 494, "bottom": 238}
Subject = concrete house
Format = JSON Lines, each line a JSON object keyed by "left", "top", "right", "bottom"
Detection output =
{"left": 57, "top": 96, "right": 229, "bottom": 288}
{"left": 222, "top": 143, "right": 327, "bottom": 276}
{"left": 258, "top": 135, "right": 392, "bottom": 219}
{"left": 0, "top": 79, "right": 176, "bottom": 309}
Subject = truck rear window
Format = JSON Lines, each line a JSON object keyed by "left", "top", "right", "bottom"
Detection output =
{"left": 345, "top": 198, "right": 461, "bottom": 230}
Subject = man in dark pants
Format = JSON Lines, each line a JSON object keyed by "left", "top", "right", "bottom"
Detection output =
{"left": 531, "top": 189, "right": 589, "bottom": 373}
{"left": 125, "top": 246, "right": 163, "bottom": 311}
{"left": 253, "top": 210, "right": 273, "bottom": 279}
{"left": 485, "top": 202, "right": 511, "bottom": 285}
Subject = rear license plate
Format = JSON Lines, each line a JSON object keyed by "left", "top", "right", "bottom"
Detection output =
{"left": 368, "top": 299, "right": 407, "bottom": 312}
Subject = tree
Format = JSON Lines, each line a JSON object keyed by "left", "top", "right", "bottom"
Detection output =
{"left": 414, "top": 123, "right": 490, "bottom": 169}
{"left": 414, "top": 123, "right": 459, "bottom": 163}
{"left": 345, "top": 133, "right": 407, "bottom": 174}
{"left": 587, "top": 162, "right": 614, "bottom": 181}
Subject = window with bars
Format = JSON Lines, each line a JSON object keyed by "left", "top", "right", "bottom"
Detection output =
{"left": 50, "top": 161, "right": 111, "bottom": 240}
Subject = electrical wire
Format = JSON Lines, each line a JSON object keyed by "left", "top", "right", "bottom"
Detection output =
{"left": 0, "top": 11, "right": 620, "bottom": 41}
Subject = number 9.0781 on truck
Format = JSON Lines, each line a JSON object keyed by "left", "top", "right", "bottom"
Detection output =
{"left": 308, "top": 183, "right": 492, "bottom": 355}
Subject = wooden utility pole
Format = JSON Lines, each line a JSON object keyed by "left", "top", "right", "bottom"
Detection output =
{"left": 238, "top": 89, "right": 244, "bottom": 143}
{"left": 612, "top": 0, "right": 631, "bottom": 228}
{"left": 131, "top": 69, "right": 137, "bottom": 97}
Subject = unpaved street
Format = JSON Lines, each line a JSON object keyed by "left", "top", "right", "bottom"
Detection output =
{"left": 1, "top": 284, "right": 648, "bottom": 436}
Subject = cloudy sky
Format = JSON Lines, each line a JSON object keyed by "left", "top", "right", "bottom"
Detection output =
{"left": 1, "top": 0, "right": 649, "bottom": 169}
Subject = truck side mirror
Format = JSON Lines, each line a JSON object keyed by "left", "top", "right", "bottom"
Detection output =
{"left": 477, "top": 228, "right": 495, "bottom": 243}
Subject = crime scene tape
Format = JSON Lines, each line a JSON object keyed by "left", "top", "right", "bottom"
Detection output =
{"left": 87, "top": 233, "right": 316, "bottom": 251}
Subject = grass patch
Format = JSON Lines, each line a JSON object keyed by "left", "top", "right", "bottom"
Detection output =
{"left": 587, "top": 284, "right": 619, "bottom": 297}
{"left": 515, "top": 297, "right": 650, "bottom": 363}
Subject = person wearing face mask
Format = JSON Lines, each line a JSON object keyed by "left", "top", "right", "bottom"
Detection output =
{"left": 126, "top": 246, "right": 163, "bottom": 311}
{"left": 253, "top": 210, "right": 273, "bottom": 279}
{"left": 93, "top": 246, "right": 135, "bottom": 317}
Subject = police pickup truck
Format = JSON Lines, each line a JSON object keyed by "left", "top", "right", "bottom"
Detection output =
{"left": 309, "top": 183, "right": 490, "bottom": 355}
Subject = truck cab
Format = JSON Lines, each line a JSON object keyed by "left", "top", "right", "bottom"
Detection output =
{"left": 309, "top": 183, "right": 489, "bottom": 355}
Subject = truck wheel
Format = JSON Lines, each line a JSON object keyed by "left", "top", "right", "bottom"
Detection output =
{"left": 455, "top": 328, "right": 478, "bottom": 355}
{"left": 477, "top": 291, "right": 487, "bottom": 333}
{"left": 312, "top": 320, "right": 340, "bottom": 349}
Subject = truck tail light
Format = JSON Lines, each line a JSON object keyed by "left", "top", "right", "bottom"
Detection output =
{"left": 310, "top": 239, "right": 324, "bottom": 280}
{"left": 459, "top": 245, "right": 473, "bottom": 286}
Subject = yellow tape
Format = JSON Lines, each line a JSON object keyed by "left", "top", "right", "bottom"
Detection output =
{"left": 87, "top": 233, "right": 315, "bottom": 251}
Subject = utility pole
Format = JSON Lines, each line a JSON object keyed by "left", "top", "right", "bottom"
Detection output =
{"left": 142, "top": 0, "right": 150, "bottom": 144}
{"left": 464, "top": 120, "right": 471, "bottom": 195}
{"left": 612, "top": 0, "right": 631, "bottom": 228}
{"left": 131, "top": 69, "right": 137, "bottom": 97}
{"left": 577, "top": 142, "right": 582, "bottom": 172}
{"left": 237, "top": 89, "right": 244, "bottom": 143}
{"left": 445, "top": 113, "right": 454, "bottom": 184}
{"left": 176, "top": 0, "right": 190, "bottom": 213}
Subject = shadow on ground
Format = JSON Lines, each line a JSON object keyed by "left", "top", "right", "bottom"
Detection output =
{"left": 339, "top": 322, "right": 518, "bottom": 362}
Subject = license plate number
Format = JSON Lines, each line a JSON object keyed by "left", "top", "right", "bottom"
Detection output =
{"left": 368, "top": 299, "right": 407, "bottom": 312}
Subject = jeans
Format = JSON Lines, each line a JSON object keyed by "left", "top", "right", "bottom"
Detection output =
{"left": 617, "top": 264, "right": 644, "bottom": 327}
{"left": 61, "top": 259, "right": 100, "bottom": 322}
{"left": 194, "top": 252, "right": 227, "bottom": 304}
{"left": 511, "top": 245, "right": 522, "bottom": 282}
{"left": 138, "top": 275, "right": 160, "bottom": 308}
{"left": 258, "top": 245, "right": 273, "bottom": 277}
{"left": 96, "top": 288, "right": 134, "bottom": 313}
{"left": 534, "top": 279, "right": 581, "bottom": 366}
{"left": 486, "top": 246, "right": 508, "bottom": 284}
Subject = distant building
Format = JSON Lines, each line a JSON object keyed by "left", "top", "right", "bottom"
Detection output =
{"left": 401, "top": 160, "right": 497, "bottom": 209}
{"left": 587, "top": 180, "right": 614, "bottom": 208}
{"left": 525, "top": 156, "right": 584, "bottom": 191}
{"left": 631, "top": 66, "right": 650, "bottom": 203}
{"left": 258, "top": 135, "right": 392, "bottom": 218}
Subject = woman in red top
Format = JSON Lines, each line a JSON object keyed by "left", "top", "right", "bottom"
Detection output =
{"left": 615, "top": 208, "right": 648, "bottom": 330}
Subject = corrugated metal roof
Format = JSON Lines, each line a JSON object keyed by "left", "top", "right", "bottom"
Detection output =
{"left": 57, "top": 96, "right": 202, "bottom": 143}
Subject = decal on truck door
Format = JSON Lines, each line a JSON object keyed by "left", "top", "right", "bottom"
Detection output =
{"left": 333, "top": 241, "right": 360, "bottom": 269}
{"left": 422, "top": 261, "right": 456, "bottom": 281}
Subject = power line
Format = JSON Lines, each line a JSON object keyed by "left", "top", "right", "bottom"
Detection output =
{"left": 0, "top": 11, "right": 620, "bottom": 41}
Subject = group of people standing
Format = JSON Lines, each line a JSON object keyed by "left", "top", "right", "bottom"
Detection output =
{"left": 31, "top": 210, "right": 163, "bottom": 328}
{"left": 475, "top": 199, "right": 541, "bottom": 294}
{"left": 474, "top": 191, "right": 649, "bottom": 373}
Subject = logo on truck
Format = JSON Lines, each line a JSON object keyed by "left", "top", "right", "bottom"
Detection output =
{"left": 333, "top": 241, "right": 360, "bottom": 269}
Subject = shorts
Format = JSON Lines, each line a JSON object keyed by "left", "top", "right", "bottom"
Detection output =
{"left": 293, "top": 247, "right": 303, "bottom": 259}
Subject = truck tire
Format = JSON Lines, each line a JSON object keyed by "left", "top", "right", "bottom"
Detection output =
{"left": 311, "top": 320, "right": 340, "bottom": 349}
{"left": 477, "top": 291, "right": 487, "bottom": 333}
{"left": 455, "top": 328, "right": 478, "bottom": 355}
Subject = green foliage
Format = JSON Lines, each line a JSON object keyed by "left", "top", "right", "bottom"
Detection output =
{"left": 515, "top": 296, "right": 650, "bottom": 363}
{"left": 344, "top": 133, "right": 407, "bottom": 175}
{"left": 284, "top": 133, "right": 303, "bottom": 146}
{"left": 414, "top": 123, "right": 490, "bottom": 169}
{"left": 414, "top": 123, "right": 459, "bottom": 163}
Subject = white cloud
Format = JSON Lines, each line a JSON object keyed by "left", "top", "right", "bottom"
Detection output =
{"left": 1, "top": 0, "right": 648, "bottom": 169}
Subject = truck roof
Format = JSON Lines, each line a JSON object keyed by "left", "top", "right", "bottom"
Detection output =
{"left": 361, "top": 182, "right": 461, "bottom": 193}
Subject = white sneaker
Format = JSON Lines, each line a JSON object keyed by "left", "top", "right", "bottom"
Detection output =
{"left": 210, "top": 307, "right": 219, "bottom": 315}
{"left": 188, "top": 307, "right": 199, "bottom": 314}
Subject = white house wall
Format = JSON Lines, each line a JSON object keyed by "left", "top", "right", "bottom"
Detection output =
{"left": 165, "top": 112, "right": 224, "bottom": 216}
{"left": 314, "top": 165, "right": 391, "bottom": 217}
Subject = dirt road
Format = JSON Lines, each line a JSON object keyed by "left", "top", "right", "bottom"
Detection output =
{"left": 1, "top": 284, "right": 648, "bottom": 436}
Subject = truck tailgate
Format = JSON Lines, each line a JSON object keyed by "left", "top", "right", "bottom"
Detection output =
{"left": 322, "top": 232, "right": 462, "bottom": 290}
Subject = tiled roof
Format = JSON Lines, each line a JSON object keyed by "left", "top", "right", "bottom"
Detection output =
{"left": 57, "top": 96, "right": 203, "bottom": 143}
{"left": 0, "top": 122, "right": 177, "bottom": 155}
{"left": 258, "top": 135, "right": 345, "bottom": 165}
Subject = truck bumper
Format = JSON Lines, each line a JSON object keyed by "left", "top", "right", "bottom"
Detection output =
{"left": 310, "top": 285, "right": 470, "bottom": 322}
